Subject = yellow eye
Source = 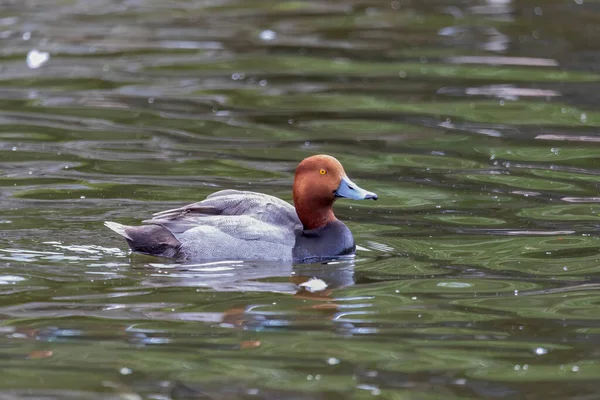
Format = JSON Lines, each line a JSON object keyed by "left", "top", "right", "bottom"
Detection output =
{"left": 319, "top": 169, "right": 327, "bottom": 175}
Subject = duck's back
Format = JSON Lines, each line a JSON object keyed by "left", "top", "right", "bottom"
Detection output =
{"left": 145, "top": 190, "right": 303, "bottom": 260}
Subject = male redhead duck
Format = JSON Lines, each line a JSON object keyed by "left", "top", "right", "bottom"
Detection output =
{"left": 104, "top": 154, "right": 377, "bottom": 262}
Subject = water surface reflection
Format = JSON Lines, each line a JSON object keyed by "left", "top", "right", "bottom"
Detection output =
{"left": 3, "top": 0, "right": 600, "bottom": 398}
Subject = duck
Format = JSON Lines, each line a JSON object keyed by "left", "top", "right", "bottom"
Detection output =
{"left": 104, "top": 154, "right": 377, "bottom": 262}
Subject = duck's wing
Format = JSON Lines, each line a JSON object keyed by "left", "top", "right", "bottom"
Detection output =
{"left": 144, "top": 190, "right": 302, "bottom": 241}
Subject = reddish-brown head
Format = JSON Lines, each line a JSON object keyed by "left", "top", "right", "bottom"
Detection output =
{"left": 293, "top": 155, "right": 377, "bottom": 230}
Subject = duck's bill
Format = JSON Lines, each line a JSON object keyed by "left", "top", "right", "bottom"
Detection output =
{"left": 334, "top": 176, "right": 378, "bottom": 200}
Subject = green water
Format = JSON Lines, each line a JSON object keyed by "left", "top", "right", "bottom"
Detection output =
{"left": 2, "top": 0, "right": 600, "bottom": 398}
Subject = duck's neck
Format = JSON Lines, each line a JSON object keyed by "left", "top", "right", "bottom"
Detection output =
{"left": 294, "top": 198, "right": 337, "bottom": 230}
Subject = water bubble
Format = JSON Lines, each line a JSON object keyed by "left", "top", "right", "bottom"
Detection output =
{"left": 534, "top": 7, "right": 543, "bottom": 15}
{"left": 299, "top": 278, "right": 328, "bottom": 292}
{"left": 327, "top": 357, "right": 340, "bottom": 365}
{"left": 535, "top": 347, "right": 548, "bottom": 355}
{"left": 572, "top": 365, "right": 580, "bottom": 372}
{"left": 259, "top": 79, "right": 267, "bottom": 87}
{"left": 80, "top": 196, "right": 86, "bottom": 199}
{"left": 120, "top": 367, "right": 132, "bottom": 375}
{"left": 437, "top": 282, "right": 471, "bottom": 288}
{"left": 398, "top": 71, "right": 407, "bottom": 78}
{"left": 22, "top": 31, "right": 31, "bottom": 40}
{"left": 11, "top": 147, "right": 17, "bottom": 151}
{"left": 26, "top": 49, "right": 50, "bottom": 69}
{"left": 259, "top": 29, "right": 277, "bottom": 41}
{"left": 148, "top": 97, "right": 155, "bottom": 104}
{"left": 575, "top": 0, "right": 583, "bottom": 4}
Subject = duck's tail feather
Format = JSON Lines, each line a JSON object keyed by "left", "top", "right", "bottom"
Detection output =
{"left": 104, "top": 221, "right": 182, "bottom": 258}
{"left": 104, "top": 221, "right": 133, "bottom": 240}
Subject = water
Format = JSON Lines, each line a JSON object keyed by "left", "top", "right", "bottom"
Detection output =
{"left": 1, "top": 0, "right": 600, "bottom": 398}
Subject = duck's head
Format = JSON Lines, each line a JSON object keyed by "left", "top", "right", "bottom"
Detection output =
{"left": 293, "top": 154, "right": 377, "bottom": 230}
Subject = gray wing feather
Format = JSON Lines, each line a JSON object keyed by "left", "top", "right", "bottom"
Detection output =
{"left": 144, "top": 190, "right": 302, "bottom": 246}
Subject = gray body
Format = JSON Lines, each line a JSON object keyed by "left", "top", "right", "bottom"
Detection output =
{"left": 105, "top": 189, "right": 356, "bottom": 262}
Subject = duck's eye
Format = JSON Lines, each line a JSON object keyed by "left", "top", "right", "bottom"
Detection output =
{"left": 319, "top": 169, "right": 327, "bottom": 175}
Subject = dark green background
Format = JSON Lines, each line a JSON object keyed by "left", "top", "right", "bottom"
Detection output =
{"left": 1, "top": 0, "right": 600, "bottom": 398}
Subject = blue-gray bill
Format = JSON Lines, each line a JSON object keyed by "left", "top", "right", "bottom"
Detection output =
{"left": 334, "top": 176, "right": 378, "bottom": 200}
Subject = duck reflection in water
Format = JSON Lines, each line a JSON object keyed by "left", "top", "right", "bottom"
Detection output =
{"left": 136, "top": 256, "right": 359, "bottom": 333}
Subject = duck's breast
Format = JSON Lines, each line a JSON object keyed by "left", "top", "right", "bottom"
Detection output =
{"left": 293, "top": 220, "right": 356, "bottom": 262}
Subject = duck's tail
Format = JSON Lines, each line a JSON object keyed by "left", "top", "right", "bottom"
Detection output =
{"left": 104, "top": 221, "right": 182, "bottom": 258}
{"left": 104, "top": 221, "right": 132, "bottom": 240}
